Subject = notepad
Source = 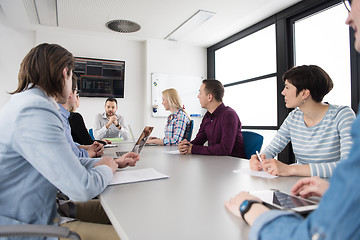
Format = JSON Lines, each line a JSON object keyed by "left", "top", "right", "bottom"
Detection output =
{"left": 233, "top": 167, "right": 278, "bottom": 179}
{"left": 104, "top": 138, "right": 123, "bottom": 143}
{"left": 109, "top": 168, "right": 169, "bottom": 185}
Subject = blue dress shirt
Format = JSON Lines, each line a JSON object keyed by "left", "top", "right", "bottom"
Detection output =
{"left": 0, "top": 88, "right": 112, "bottom": 234}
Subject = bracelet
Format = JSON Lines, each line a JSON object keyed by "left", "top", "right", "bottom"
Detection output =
{"left": 239, "top": 200, "right": 262, "bottom": 224}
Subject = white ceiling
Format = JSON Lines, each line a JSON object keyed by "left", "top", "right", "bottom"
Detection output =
{"left": 0, "top": 0, "right": 302, "bottom": 47}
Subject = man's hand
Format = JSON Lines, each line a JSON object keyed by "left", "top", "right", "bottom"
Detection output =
{"left": 115, "top": 152, "right": 140, "bottom": 168}
{"left": 106, "top": 115, "right": 118, "bottom": 129}
{"left": 94, "top": 156, "right": 118, "bottom": 173}
{"left": 178, "top": 140, "right": 192, "bottom": 154}
{"left": 82, "top": 141, "right": 104, "bottom": 158}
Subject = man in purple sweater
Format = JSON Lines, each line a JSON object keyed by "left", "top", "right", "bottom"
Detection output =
{"left": 178, "top": 79, "right": 245, "bottom": 158}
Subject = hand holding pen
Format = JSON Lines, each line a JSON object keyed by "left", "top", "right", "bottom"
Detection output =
{"left": 178, "top": 140, "right": 192, "bottom": 154}
{"left": 249, "top": 151, "right": 265, "bottom": 171}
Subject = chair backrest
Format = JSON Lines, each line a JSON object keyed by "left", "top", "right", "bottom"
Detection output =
{"left": 242, "top": 131, "right": 264, "bottom": 159}
{"left": 88, "top": 128, "right": 95, "bottom": 140}
{"left": 183, "top": 120, "right": 194, "bottom": 141}
{"left": 127, "top": 124, "right": 136, "bottom": 142}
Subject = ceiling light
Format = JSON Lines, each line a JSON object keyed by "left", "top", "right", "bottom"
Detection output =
{"left": 34, "top": 0, "right": 58, "bottom": 26}
{"left": 106, "top": 19, "right": 141, "bottom": 33}
{"left": 165, "top": 10, "right": 216, "bottom": 41}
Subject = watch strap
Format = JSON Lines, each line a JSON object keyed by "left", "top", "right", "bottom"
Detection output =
{"left": 239, "top": 200, "right": 262, "bottom": 224}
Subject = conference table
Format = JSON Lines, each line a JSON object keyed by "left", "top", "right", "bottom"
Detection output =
{"left": 100, "top": 143, "right": 303, "bottom": 240}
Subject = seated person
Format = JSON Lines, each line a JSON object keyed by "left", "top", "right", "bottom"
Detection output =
{"left": 0, "top": 43, "right": 138, "bottom": 240}
{"left": 58, "top": 75, "right": 139, "bottom": 240}
{"left": 68, "top": 88, "right": 94, "bottom": 145}
{"left": 250, "top": 65, "right": 355, "bottom": 177}
{"left": 94, "top": 97, "right": 130, "bottom": 140}
{"left": 147, "top": 88, "right": 190, "bottom": 145}
{"left": 58, "top": 82, "right": 104, "bottom": 158}
{"left": 68, "top": 88, "right": 111, "bottom": 145}
{"left": 224, "top": 6, "right": 360, "bottom": 239}
{"left": 178, "top": 79, "right": 245, "bottom": 158}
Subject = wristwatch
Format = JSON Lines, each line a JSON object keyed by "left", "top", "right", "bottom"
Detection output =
{"left": 239, "top": 200, "right": 262, "bottom": 224}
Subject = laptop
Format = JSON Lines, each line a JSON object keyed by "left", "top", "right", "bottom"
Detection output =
{"left": 115, "top": 126, "right": 154, "bottom": 157}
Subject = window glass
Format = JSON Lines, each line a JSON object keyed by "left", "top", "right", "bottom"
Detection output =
{"left": 215, "top": 24, "right": 276, "bottom": 85}
{"left": 223, "top": 77, "right": 278, "bottom": 126}
{"left": 294, "top": 4, "right": 351, "bottom": 106}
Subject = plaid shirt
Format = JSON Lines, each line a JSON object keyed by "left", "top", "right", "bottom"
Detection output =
{"left": 163, "top": 109, "right": 190, "bottom": 146}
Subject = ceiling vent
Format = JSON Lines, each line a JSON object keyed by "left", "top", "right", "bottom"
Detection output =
{"left": 106, "top": 19, "right": 141, "bottom": 33}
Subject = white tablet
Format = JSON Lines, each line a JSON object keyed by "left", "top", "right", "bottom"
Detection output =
{"left": 250, "top": 189, "right": 318, "bottom": 215}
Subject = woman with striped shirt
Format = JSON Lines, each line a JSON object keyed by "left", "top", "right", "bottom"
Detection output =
{"left": 250, "top": 65, "right": 355, "bottom": 177}
{"left": 147, "top": 88, "right": 190, "bottom": 146}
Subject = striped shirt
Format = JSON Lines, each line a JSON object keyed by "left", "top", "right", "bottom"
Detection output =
{"left": 163, "top": 109, "right": 190, "bottom": 146}
{"left": 262, "top": 104, "right": 355, "bottom": 177}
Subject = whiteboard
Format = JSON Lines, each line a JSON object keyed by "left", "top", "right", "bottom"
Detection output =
{"left": 151, "top": 73, "right": 205, "bottom": 117}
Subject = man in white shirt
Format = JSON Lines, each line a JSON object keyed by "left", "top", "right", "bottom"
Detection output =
{"left": 94, "top": 98, "right": 130, "bottom": 140}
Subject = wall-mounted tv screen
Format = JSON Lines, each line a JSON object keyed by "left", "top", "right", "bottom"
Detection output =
{"left": 74, "top": 57, "right": 125, "bottom": 98}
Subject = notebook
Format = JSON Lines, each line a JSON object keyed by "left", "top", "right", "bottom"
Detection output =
{"left": 115, "top": 126, "right": 154, "bottom": 157}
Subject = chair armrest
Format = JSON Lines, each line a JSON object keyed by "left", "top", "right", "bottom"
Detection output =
{"left": 0, "top": 225, "right": 81, "bottom": 240}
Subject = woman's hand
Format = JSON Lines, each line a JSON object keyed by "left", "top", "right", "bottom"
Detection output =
{"left": 291, "top": 176, "right": 329, "bottom": 198}
{"left": 262, "top": 158, "right": 292, "bottom": 176}
{"left": 249, "top": 154, "right": 264, "bottom": 171}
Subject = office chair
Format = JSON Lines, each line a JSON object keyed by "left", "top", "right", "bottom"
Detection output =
{"left": 88, "top": 128, "right": 95, "bottom": 140}
{"left": 127, "top": 124, "right": 136, "bottom": 142}
{"left": 0, "top": 224, "right": 81, "bottom": 240}
{"left": 242, "top": 131, "right": 264, "bottom": 159}
{"left": 183, "top": 120, "right": 194, "bottom": 141}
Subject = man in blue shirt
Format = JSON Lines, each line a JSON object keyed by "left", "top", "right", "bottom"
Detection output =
{"left": 0, "top": 43, "right": 140, "bottom": 240}
{"left": 225, "top": 1, "right": 360, "bottom": 239}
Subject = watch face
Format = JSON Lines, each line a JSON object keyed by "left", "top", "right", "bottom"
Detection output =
{"left": 240, "top": 200, "right": 249, "bottom": 212}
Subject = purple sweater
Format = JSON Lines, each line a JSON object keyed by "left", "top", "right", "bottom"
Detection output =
{"left": 191, "top": 103, "right": 245, "bottom": 158}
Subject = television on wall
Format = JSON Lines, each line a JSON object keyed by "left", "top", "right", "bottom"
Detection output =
{"left": 74, "top": 57, "right": 125, "bottom": 98}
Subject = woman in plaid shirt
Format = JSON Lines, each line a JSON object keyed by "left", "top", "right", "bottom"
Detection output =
{"left": 147, "top": 88, "right": 190, "bottom": 146}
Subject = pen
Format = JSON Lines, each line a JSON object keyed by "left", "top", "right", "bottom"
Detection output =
{"left": 256, "top": 151, "right": 263, "bottom": 163}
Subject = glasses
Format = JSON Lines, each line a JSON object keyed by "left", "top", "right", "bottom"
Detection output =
{"left": 344, "top": 0, "right": 352, "bottom": 12}
{"left": 73, "top": 88, "right": 80, "bottom": 97}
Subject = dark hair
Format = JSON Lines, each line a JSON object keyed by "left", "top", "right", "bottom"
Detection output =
{"left": 12, "top": 43, "right": 74, "bottom": 98}
{"left": 202, "top": 79, "right": 224, "bottom": 102}
{"left": 105, "top": 97, "right": 118, "bottom": 105}
{"left": 72, "top": 74, "right": 78, "bottom": 92}
{"left": 282, "top": 65, "right": 333, "bottom": 103}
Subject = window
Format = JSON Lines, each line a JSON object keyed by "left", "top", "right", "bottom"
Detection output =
{"left": 294, "top": 3, "right": 351, "bottom": 106}
{"left": 208, "top": 0, "right": 357, "bottom": 162}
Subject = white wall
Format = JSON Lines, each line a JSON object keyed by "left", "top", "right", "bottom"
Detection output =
{"left": 35, "top": 28, "right": 146, "bottom": 136}
{"left": 145, "top": 39, "right": 207, "bottom": 138}
{"left": 0, "top": 16, "right": 35, "bottom": 107}
{"left": 0, "top": 22, "right": 207, "bottom": 140}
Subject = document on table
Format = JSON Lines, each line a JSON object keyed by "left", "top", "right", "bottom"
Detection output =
{"left": 233, "top": 167, "right": 278, "bottom": 179}
{"left": 109, "top": 168, "right": 169, "bottom": 185}
{"left": 104, "top": 144, "right": 117, "bottom": 148}
{"left": 166, "top": 150, "right": 181, "bottom": 154}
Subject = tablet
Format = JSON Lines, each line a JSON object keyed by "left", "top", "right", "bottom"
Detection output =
{"left": 250, "top": 189, "right": 318, "bottom": 214}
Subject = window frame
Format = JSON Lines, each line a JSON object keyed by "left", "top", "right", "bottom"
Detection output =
{"left": 207, "top": 0, "right": 357, "bottom": 163}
